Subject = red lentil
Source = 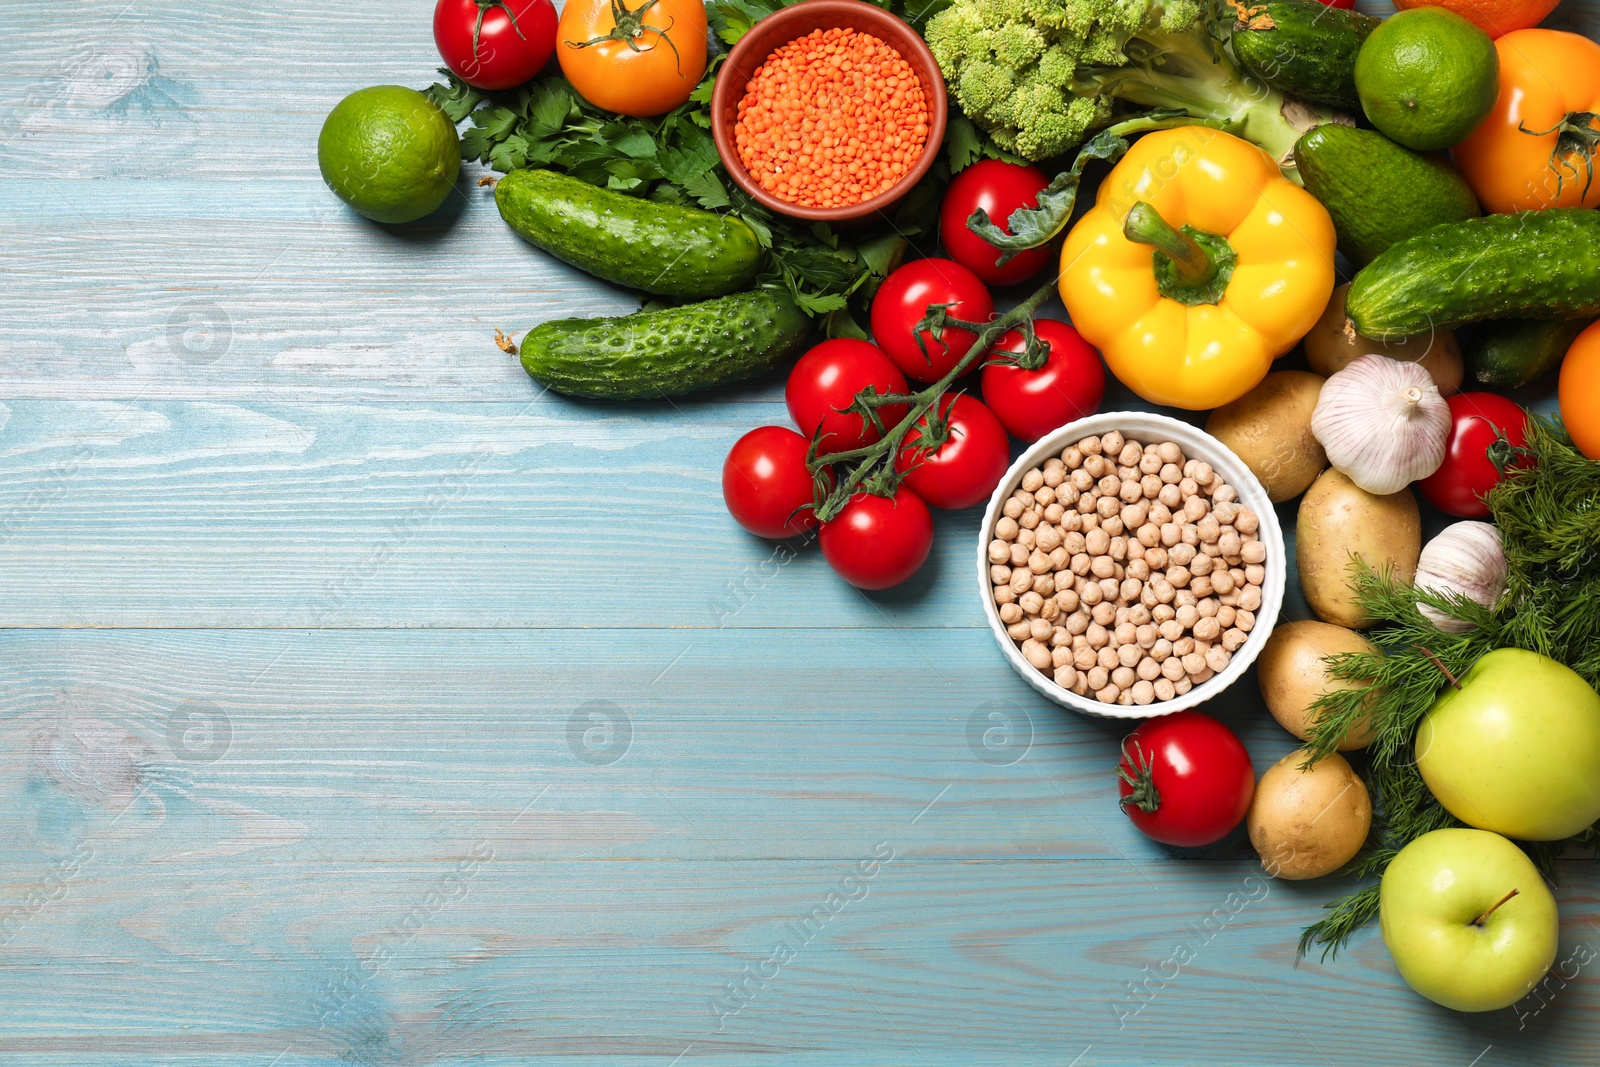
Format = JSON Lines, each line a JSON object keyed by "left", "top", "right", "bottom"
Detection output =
{"left": 733, "top": 26, "right": 930, "bottom": 210}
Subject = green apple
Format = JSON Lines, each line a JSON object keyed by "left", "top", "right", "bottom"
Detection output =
{"left": 1416, "top": 647, "right": 1600, "bottom": 841}
{"left": 1381, "top": 828, "right": 1559, "bottom": 1012}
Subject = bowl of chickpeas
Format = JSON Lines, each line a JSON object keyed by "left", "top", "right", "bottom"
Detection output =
{"left": 978, "top": 411, "right": 1286, "bottom": 719}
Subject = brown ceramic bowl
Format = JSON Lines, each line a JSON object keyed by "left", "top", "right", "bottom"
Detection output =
{"left": 710, "top": 0, "right": 948, "bottom": 228}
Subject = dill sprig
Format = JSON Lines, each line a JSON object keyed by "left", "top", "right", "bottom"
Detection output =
{"left": 1297, "top": 415, "right": 1600, "bottom": 959}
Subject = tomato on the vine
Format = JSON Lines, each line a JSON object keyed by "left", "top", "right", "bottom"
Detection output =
{"left": 722, "top": 426, "right": 818, "bottom": 540}
{"left": 557, "top": 0, "right": 707, "bottom": 116}
{"left": 1418, "top": 392, "right": 1530, "bottom": 519}
{"left": 435, "top": 0, "right": 559, "bottom": 91}
{"left": 1118, "top": 711, "right": 1254, "bottom": 848}
{"left": 939, "top": 160, "right": 1054, "bottom": 287}
{"left": 819, "top": 488, "right": 934, "bottom": 590}
{"left": 981, "top": 318, "right": 1106, "bottom": 442}
{"left": 786, "top": 339, "right": 910, "bottom": 454}
{"left": 871, "top": 258, "right": 995, "bottom": 384}
{"left": 895, "top": 394, "right": 1011, "bottom": 510}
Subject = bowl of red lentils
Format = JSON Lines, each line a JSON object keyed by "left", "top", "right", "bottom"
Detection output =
{"left": 978, "top": 411, "right": 1287, "bottom": 720}
{"left": 710, "top": 0, "right": 948, "bottom": 225}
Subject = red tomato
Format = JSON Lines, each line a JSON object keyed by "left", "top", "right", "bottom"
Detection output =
{"left": 819, "top": 488, "right": 934, "bottom": 590}
{"left": 939, "top": 160, "right": 1055, "bottom": 287}
{"left": 785, "top": 339, "right": 910, "bottom": 454}
{"left": 1117, "top": 711, "right": 1255, "bottom": 848}
{"left": 871, "top": 259, "right": 995, "bottom": 384}
{"left": 435, "top": 0, "right": 558, "bottom": 91}
{"left": 895, "top": 394, "right": 1011, "bottom": 510}
{"left": 981, "top": 318, "right": 1106, "bottom": 442}
{"left": 1418, "top": 392, "right": 1530, "bottom": 519}
{"left": 722, "top": 426, "right": 818, "bottom": 539}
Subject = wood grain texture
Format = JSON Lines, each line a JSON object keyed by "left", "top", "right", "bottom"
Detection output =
{"left": 1, "top": 0, "right": 1597, "bottom": 1064}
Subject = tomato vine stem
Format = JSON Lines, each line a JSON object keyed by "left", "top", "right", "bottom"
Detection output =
{"left": 564, "top": 0, "right": 684, "bottom": 77}
{"left": 473, "top": 0, "right": 529, "bottom": 56}
{"left": 805, "top": 274, "right": 1058, "bottom": 523}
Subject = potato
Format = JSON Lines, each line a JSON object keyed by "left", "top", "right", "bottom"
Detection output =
{"left": 1296, "top": 468, "right": 1420, "bottom": 628}
{"left": 1304, "top": 283, "right": 1462, "bottom": 396}
{"left": 1248, "top": 749, "right": 1371, "bottom": 880}
{"left": 1205, "top": 371, "right": 1327, "bottom": 503}
{"left": 1257, "top": 621, "right": 1380, "bottom": 749}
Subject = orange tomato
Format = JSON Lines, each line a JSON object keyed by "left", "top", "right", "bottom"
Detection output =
{"left": 1452, "top": 29, "right": 1600, "bottom": 214}
{"left": 1392, "top": 0, "right": 1558, "bottom": 37}
{"left": 1560, "top": 320, "right": 1600, "bottom": 460}
{"left": 557, "top": 0, "right": 707, "bottom": 117}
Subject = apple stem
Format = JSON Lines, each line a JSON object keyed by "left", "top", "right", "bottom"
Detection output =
{"left": 1473, "top": 888, "right": 1520, "bottom": 926}
{"left": 1413, "top": 645, "right": 1463, "bottom": 690}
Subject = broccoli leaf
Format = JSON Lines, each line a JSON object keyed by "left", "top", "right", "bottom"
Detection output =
{"left": 966, "top": 110, "right": 1203, "bottom": 265}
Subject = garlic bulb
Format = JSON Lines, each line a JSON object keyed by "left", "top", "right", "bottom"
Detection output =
{"left": 1310, "top": 354, "right": 1451, "bottom": 495}
{"left": 1415, "top": 521, "right": 1507, "bottom": 633}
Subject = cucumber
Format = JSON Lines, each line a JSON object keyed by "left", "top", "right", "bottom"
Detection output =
{"left": 1230, "top": 0, "right": 1379, "bottom": 110}
{"left": 495, "top": 169, "right": 763, "bottom": 300}
{"left": 519, "top": 290, "right": 811, "bottom": 400}
{"left": 1347, "top": 210, "right": 1600, "bottom": 340}
{"left": 1294, "top": 125, "right": 1480, "bottom": 265}
{"left": 1465, "top": 317, "right": 1591, "bottom": 390}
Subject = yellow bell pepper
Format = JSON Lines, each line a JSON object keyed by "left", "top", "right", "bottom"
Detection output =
{"left": 1060, "top": 127, "right": 1336, "bottom": 411}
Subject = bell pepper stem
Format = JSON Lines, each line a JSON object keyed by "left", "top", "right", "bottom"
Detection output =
{"left": 1123, "top": 201, "right": 1217, "bottom": 288}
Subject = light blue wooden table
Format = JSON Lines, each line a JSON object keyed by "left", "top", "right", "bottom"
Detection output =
{"left": 1, "top": 2, "right": 1595, "bottom": 1064}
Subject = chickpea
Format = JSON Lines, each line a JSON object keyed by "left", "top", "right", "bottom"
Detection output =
{"left": 1008, "top": 620, "right": 1032, "bottom": 641}
{"left": 1096, "top": 645, "right": 1119, "bottom": 671}
{"left": 1043, "top": 464, "right": 1065, "bottom": 487}
{"left": 1102, "top": 516, "right": 1126, "bottom": 539}
{"left": 1151, "top": 578, "right": 1175, "bottom": 604}
{"left": 1070, "top": 468, "right": 1095, "bottom": 493}
{"left": 1173, "top": 676, "right": 1193, "bottom": 696}
{"left": 1060, "top": 509, "right": 1083, "bottom": 533}
{"left": 1219, "top": 530, "right": 1243, "bottom": 561}
{"left": 1082, "top": 455, "right": 1106, "bottom": 480}
{"left": 1050, "top": 626, "right": 1071, "bottom": 646}
{"left": 1072, "top": 553, "right": 1094, "bottom": 578}
{"left": 1062, "top": 446, "right": 1083, "bottom": 468}
{"left": 1141, "top": 474, "right": 1164, "bottom": 499}
{"left": 1085, "top": 528, "right": 1111, "bottom": 556}
{"left": 1112, "top": 665, "right": 1137, "bottom": 689}
{"left": 993, "top": 585, "right": 1016, "bottom": 606}
{"left": 1040, "top": 598, "right": 1061, "bottom": 622}
{"left": 1235, "top": 609, "right": 1256, "bottom": 633}
{"left": 1161, "top": 656, "right": 1186, "bottom": 681}
{"left": 1002, "top": 497, "right": 1024, "bottom": 520}
{"left": 1139, "top": 451, "right": 1163, "bottom": 475}
{"left": 1205, "top": 645, "right": 1232, "bottom": 673}
{"left": 1135, "top": 623, "right": 1159, "bottom": 649}
{"left": 1241, "top": 539, "right": 1267, "bottom": 565}
{"left": 1122, "top": 501, "right": 1150, "bottom": 529}
{"left": 1096, "top": 495, "right": 1121, "bottom": 520}
{"left": 1167, "top": 542, "right": 1196, "bottom": 567}
{"left": 1197, "top": 516, "right": 1221, "bottom": 544}
{"left": 1213, "top": 483, "right": 1238, "bottom": 504}
{"left": 1196, "top": 597, "right": 1218, "bottom": 619}
{"left": 1151, "top": 638, "right": 1173, "bottom": 662}
{"left": 1180, "top": 652, "right": 1206, "bottom": 676}
{"left": 1189, "top": 553, "right": 1214, "bottom": 577}
{"left": 1120, "top": 577, "right": 1143, "bottom": 603}
{"left": 1087, "top": 665, "right": 1110, "bottom": 691}
{"left": 1073, "top": 674, "right": 1093, "bottom": 697}
{"left": 1160, "top": 462, "right": 1182, "bottom": 485}
{"left": 1245, "top": 563, "right": 1266, "bottom": 587}
{"left": 1028, "top": 617, "right": 1052, "bottom": 642}
{"left": 1019, "top": 509, "right": 1041, "bottom": 531}
{"left": 1086, "top": 623, "right": 1109, "bottom": 649}
{"left": 1189, "top": 575, "right": 1213, "bottom": 599}
{"left": 1091, "top": 600, "right": 1117, "bottom": 627}
{"left": 1151, "top": 603, "right": 1175, "bottom": 623}
{"left": 1120, "top": 442, "right": 1144, "bottom": 468}
{"left": 1222, "top": 627, "right": 1247, "bottom": 652}
{"left": 1048, "top": 546, "right": 1070, "bottom": 571}
{"left": 1021, "top": 468, "right": 1044, "bottom": 492}
{"left": 1118, "top": 478, "right": 1144, "bottom": 505}
{"left": 1216, "top": 605, "right": 1237, "bottom": 629}
{"left": 1097, "top": 685, "right": 1122, "bottom": 705}
{"left": 1193, "top": 616, "right": 1222, "bottom": 642}
{"left": 1017, "top": 527, "right": 1036, "bottom": 550}
{"left": 1064, "top": 610, "right": 1090, "bottom": 636}
{"left": 1148, "top": 503, "right": 1174, "bottom": 526}
{"left": 1082, "top": 510, "right": 1099, "bottom": 529}
{"left": 998, "top": 602, "right": 1022, "bottom": 625}
{"left": 1019, "top": 590, "right": 1044, "bottom": 614}
{"left": 1010, "top": 569, "right": 1033, "bottom": 594}
{"left": 991, "top": 564, "right": 1012, "bottom": 585}
{"left": 1158, "top": 618, "right": 1184, "bottom": 642}
{"left": 1074, "top": 646, "right": 1098, "bottom": 670}
{"left": 1212, "top": 500, "right": 1240, "bottom": 526}
{"left": 1158, "top": 483, "right": 1183, "bottom": 509}
{"left": 1136, "top": 657, "right": 1161, "bottom": 681}
{"left": 1035, "top": 486, "right": 1056, "bottom": 507}
{"left": 1160, "top": 522, "right": 1182, "bottom": 548}
{"left": 1212, "top": 568, "right": 1236, "bottom": 595}
{"left": 1131, "top": 680, "right": 1156, "bottom": 705}
{"left": 1238, "top": 584, "right": 1263, "bottom": 612}
{"left": 1173, "top": 637, "right": 1196, "bottom": 656}
{"left": 1088, "top": 555, "right": 1114, "bottom": 580}
{"left": 1127, "top": 604, "right": 1151, "bottom": 626}
{"left": 1100, "top": 431, "right": 1124, "bottom": 455}
{"left": 1057, "top": 588, "right": 1081, "bottom": 613}
{"left": 1190, "top": 461, "right": 1214, "bottom": 487}
{"left": 1181, "top": 480, "right": 1203, "bottom": 506}
{"left": 1154, "top": 678, "right": 1176, "bottom": 702}
{"left": 989, "top": 541, "right": 1010, "bottom": 565}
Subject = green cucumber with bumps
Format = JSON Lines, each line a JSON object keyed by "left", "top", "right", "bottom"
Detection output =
{"left": 1346, "top": 209, "right": 1600, "bottom": 340}
{"left": 1465, "top": 317, "right": 1591, "bottom": 390}
{"left": 519, "top": 290, "right": 811, "bottom": 400}
{"left": 1230, "top": 0, "right": 1380, "bottom": 110}
{"left": 495, "top": 168, "right": 763, "bottom": 300}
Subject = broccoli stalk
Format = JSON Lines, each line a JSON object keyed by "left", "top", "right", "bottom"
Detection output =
{"left": 924, "top": 0, "right": 1341, "bottom": 168}
{"left": 1073, "top": 16, "right": 1333, "bottom": 170}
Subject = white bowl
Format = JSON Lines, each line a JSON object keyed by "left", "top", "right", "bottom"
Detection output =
{"left": 977, "top": 411, "right": 1286, "bottom": 720}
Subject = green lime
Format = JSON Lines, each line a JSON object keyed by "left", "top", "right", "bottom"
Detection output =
{"left": 318, "top": 86, "right": 460, "bottom": 225}
{"left": 1354, "top": 8, "right": 1499, "bottom": 152}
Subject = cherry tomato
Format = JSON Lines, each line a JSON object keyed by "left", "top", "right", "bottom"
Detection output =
{"left": 1118, "top": 711, "right": 1255, "bottom": 848}
{"left": 980, "top": 318, "right": 1106, "bottom": 442}
{"left": 819, "top": 488, "right": 934, "bottom": 590}
{"left": 939, "top": 160, "right": 1055, "bottom": 287}
{"left": 1418, "top": 392, "right": 1530, "bottom": 519}
{"left": 894, "top": 394, "right": 1011, "bottom": 510}
{"left": 722, "top": 426, "right": 819, "bottom": 540}
{"left": 434, "top": 0, "right": 559, "bottom": 91}
{"left": 786, "top": 339, "right": 910, "bottom": 454}
{"left": 557, "top": 0, "right": 707, "bottom": 116}
{"left": 1560, "top": 320, "right": 1600, "bottom": 460}
{"left": 871, "top": 258, "right": 995, "bottom": 384}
